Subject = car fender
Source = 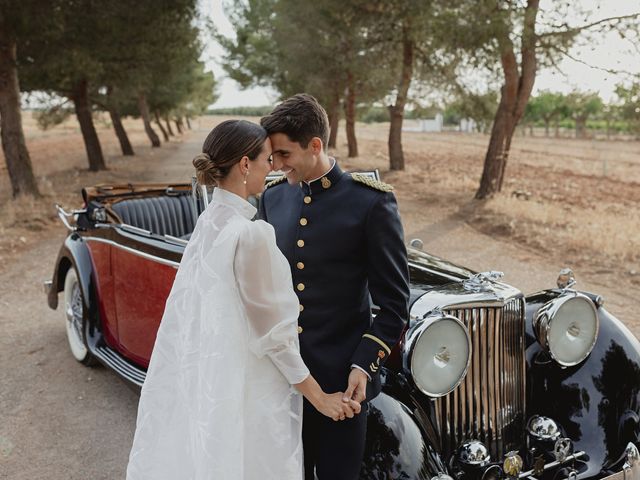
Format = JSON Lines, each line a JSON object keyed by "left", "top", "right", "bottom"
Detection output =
{"left": 525, "top": 291, "right": 640, "bottom": 478}
{"left": 48, "top": 233, "right": 95, "bottom": 320}
{"left": 363, "top": 371, "right": 447, "bottom": 480}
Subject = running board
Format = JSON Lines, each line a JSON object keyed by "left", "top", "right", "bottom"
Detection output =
{"left": 93, "top": 344, "right": 147, "bottom": 388}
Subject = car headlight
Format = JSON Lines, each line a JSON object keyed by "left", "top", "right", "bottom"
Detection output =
{"left": 534, "top": 292, "right": 599, "bottom": 366}
{"left": 408, "top": 312, "right": 472, "bottom": 397}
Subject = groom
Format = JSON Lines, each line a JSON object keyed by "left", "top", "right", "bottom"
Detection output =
{"left": 258, "top": 94, "right": 409, "bottom": 480}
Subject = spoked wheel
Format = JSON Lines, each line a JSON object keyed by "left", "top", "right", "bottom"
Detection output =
{"left": 63, "top": 268, "right": 96, "bottom": 366}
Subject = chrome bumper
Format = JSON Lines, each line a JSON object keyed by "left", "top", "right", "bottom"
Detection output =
{"left": 601, "top": 468, "right": 635, "bottom": 480}
{"left": 590, "top": 443, "right": 640, "bottom": 480}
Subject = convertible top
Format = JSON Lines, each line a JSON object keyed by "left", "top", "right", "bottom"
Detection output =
{"left": 82, "top": 183, "right": 192, "bottom": 203}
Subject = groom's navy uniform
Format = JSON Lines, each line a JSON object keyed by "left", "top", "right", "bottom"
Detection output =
{"left": 259, "top": 161, "right": 409, "bottom": 480}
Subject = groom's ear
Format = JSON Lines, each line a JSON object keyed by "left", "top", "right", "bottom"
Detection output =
{"left": 309, "top": 137, "right": 323, "bottom": 155}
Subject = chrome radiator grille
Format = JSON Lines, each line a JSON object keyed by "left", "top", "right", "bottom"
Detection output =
{"left": 435, "top": 297, "right": 526, "bottom": 458}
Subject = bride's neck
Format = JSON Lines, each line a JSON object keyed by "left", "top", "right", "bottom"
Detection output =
{"left": 216, "top": 179, "right": 248, "bottom": 200}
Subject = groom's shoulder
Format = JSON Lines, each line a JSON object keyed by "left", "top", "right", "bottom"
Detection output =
{"left": 348, "top": 173, "right": 395, "bottom": 196}
{"left": 264, "top": 175, "right": 287, "bottom": 190}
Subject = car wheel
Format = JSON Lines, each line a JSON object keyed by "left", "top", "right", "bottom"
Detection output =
{"left": 63, "top": 268, "right": 96, "bottom": 366}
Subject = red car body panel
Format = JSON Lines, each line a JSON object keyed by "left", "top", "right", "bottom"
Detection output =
{"left": 86, "top": 241, "right": 120, "bottom": 348}
{"left": 112, "top": 248, "right": 177, "bottom": 368}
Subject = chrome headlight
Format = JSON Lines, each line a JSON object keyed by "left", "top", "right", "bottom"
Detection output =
{"left": 408, "top": 312, "right": 472, "bottom": 397}
{"left": 534, "top": 292, "right": 599, "bottom": 366}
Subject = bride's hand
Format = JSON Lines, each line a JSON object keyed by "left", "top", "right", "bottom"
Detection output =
{"left": 316, "top": 392, "right": 361, "bottom": 421}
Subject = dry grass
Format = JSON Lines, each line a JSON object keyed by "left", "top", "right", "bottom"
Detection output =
{"left": 473, "top": 194, "right": 640, "bottom": 265}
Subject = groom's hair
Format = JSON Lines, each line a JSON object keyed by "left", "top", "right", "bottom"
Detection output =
{"left": 260, "top": 93, "right": 329, "bottom": 149}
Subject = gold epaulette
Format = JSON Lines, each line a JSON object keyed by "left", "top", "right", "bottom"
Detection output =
{"left": 265, "top": 175, "right": 287, "bottom": 189}
{"left": 350, "top": 173, "right": 394, "bottom": 192}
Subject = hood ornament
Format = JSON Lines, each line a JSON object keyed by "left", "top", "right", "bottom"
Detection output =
{"left": 553, "top": 437, "right": 573, "bottom": 462}
{"left": 557, "top": 268, "right": 576, "bottom": 290}
{"left": 463, "top": 271, "right": 504, "bottom": 292}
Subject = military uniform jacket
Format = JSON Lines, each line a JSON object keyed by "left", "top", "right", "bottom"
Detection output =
{"left": 258, "top": 161, "right": 410, "bottom": 397}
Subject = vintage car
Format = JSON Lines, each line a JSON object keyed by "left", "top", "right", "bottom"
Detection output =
{"left": 45, "top": 174, "right": 640, "bottom": 480}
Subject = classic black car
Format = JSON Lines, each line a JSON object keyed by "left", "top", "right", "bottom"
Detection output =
{"left": 45, "top": 174, "right": 640, "bottom": 480}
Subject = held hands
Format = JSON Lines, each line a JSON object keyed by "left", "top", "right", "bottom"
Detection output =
{"left": 295, "top": 373, "right": 360, "bottom": 421}
{"left": 299, "top": 368, "right": 367, "bottom": 421}
{"left": 316, "top": 392, "right": 361, "bottom": 422}
{"left": 343, "top": 367, "right": 368, "bottom": 404}
{"left": 316, "top": 367, "right": 369, "bottom": 422}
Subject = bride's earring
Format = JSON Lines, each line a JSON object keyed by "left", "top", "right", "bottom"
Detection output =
{"left": 243, "top": 171, "right": 249, "bottom": 185}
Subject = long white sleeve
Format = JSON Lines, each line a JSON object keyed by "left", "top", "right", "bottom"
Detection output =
{"left": 234, "top": 220, "right": 310, "bottom": 385}
{"left": 127, "top": 192, "right": 305, "bottom": 480}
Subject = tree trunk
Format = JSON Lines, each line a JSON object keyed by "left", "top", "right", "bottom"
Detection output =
{"left": 344, "top": 71, "right": 358, "bottom": 158}
{"left": 106, "top": 87, "right": 134, "bottom": 156}
{"left": 328, "top": 89, "right": 340, "bottom": 149}
{"left": 154, "top": 111, "right": 169, "bottom": 142}
{"left": 575, "top": 116, "right": 587, "bottom": 138}
{"left": 388, "top": 29, "right": 414, "bottom": 171}
{"left": 177, "top": 117, "right": 186, "bottom": 132}
{"left": 106, "top": 86, "right": 133, "bottom": 156}
{"left": 476, "top": 0, "right": 539, "bottom": 199}
{"left": 477, "top": 91, "right": 511, "bottom": 199}
{"left": 175, "top": 118, "right": 183, "bottom": 134}
{"left": 71, "top": 78, "right": 107, "bottom": 171}
{"left": 185, "top": 116, "right": 191, "bottom": 129}
{"left": 164, "top": 116, "right": 174, "bottom": 136}
{"left": 137, "top": 92, "right": 160, "bottom": 147}
{"left": 109, "top": 108, "right": 134, "bottom": 156}
{"left": 0, "top": 34, "right": 40, "bottom": 197}
{"left": 544, "top": 120, "right": 550, "bottom": 137}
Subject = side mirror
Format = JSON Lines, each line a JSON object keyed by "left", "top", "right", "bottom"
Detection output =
{"left": 409, "top": 238, "right": 424, "bottom": 250}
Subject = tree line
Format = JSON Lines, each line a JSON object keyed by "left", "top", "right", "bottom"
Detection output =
{"left": 0, "top": 0, "right": 216, "bottom": 198}
{"left": 443, "top": 87, "right": 640, "bottom": 139}
{"left": 523, "top": 88, "right": 640, "bottom": 139}
{"left": 219, "top": 0, "right": 639, "bottom": 198}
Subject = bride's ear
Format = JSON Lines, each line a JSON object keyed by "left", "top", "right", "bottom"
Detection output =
{"left": 239, "top": 156, "right": 250, "bottom": 175}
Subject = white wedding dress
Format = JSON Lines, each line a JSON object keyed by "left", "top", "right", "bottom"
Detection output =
{"left": 126, "top": 188, "right": 309, "bottom": 480}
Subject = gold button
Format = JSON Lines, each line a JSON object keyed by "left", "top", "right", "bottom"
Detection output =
{"left": 297, "top": 283, "right": 305, "bottom": 291}
{"left": 297, "top": 326, "right": 303, "bottom": 334}
{"left": 304, "top": 196, "right": 312, "bottom": 204}
{"left": 299, "top": 304, "right": 304, "bottom": 312}
{"left": 299, "top": 218, "right": 308, "bottom": 226}
{"left": 297, "top": 239, "right": 305, "bottom": 248}
{"left": 296, "top": 262, "right": 304, "bottom": 270}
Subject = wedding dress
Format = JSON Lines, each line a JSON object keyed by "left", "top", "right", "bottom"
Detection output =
{"left": 126, "top": 187, "right": 309, "bottom": 480}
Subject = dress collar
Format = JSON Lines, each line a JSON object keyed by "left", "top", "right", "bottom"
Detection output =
{"left": 301, "top": 158, "right": 344, "bottom": 195}
{"left": 211, "top": 187, "right": 257, "bottom": 220}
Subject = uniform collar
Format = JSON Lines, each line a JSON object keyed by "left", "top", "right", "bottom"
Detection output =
{"left": 301, "top": 158, "right": 344, "bottom": 195}
{"left": 211, "top": 187, "right": 257, "bottom": 219}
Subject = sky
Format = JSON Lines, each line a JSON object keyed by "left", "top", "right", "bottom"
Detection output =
{"left": 203, "top": 0, "right": 640, "bottom": 108}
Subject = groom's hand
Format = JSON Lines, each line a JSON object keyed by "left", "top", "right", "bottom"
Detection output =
{"left": 343, "top": 368, "right": 368, "bottom": 404}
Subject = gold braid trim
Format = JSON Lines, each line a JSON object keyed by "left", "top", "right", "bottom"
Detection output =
{"left": 350, "top": 173, "right": 394, "bottom": 192}
{"left": 362, "top": 334, "right": 391, "bottom": 354}
{"left": 264, "top": 175, "right": 287, "bottom": 189}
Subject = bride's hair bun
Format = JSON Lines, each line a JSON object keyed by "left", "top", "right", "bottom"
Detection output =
{"left": 193, "top": 152, "right": 223, "bottom": 186}
{"left": 193, "top": 120, "right": 268, "bottom": 187}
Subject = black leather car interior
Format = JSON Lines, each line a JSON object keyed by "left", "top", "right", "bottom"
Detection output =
{"left": 111, "top": 195, "right": 197, "bottom": 239}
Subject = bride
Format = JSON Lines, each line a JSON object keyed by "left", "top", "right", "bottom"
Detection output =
{"left": 126, "top": 120, "right": 360, "bottom": 479}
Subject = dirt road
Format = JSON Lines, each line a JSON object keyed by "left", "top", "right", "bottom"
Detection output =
{"left": 1, "top": 121, "right": 637, "bottom": 479}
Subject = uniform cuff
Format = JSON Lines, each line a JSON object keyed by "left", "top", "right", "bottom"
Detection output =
{"left": 351, "top": 364, "right": 371, "bottom": 381}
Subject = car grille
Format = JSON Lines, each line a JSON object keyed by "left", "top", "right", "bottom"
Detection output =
{"left": 435, "top": 297, "right": 526, "bottom": 459}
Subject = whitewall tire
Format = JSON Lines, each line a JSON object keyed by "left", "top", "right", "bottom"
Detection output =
{"left": 63, "top": 268, "right": 96, "bottom": 366}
